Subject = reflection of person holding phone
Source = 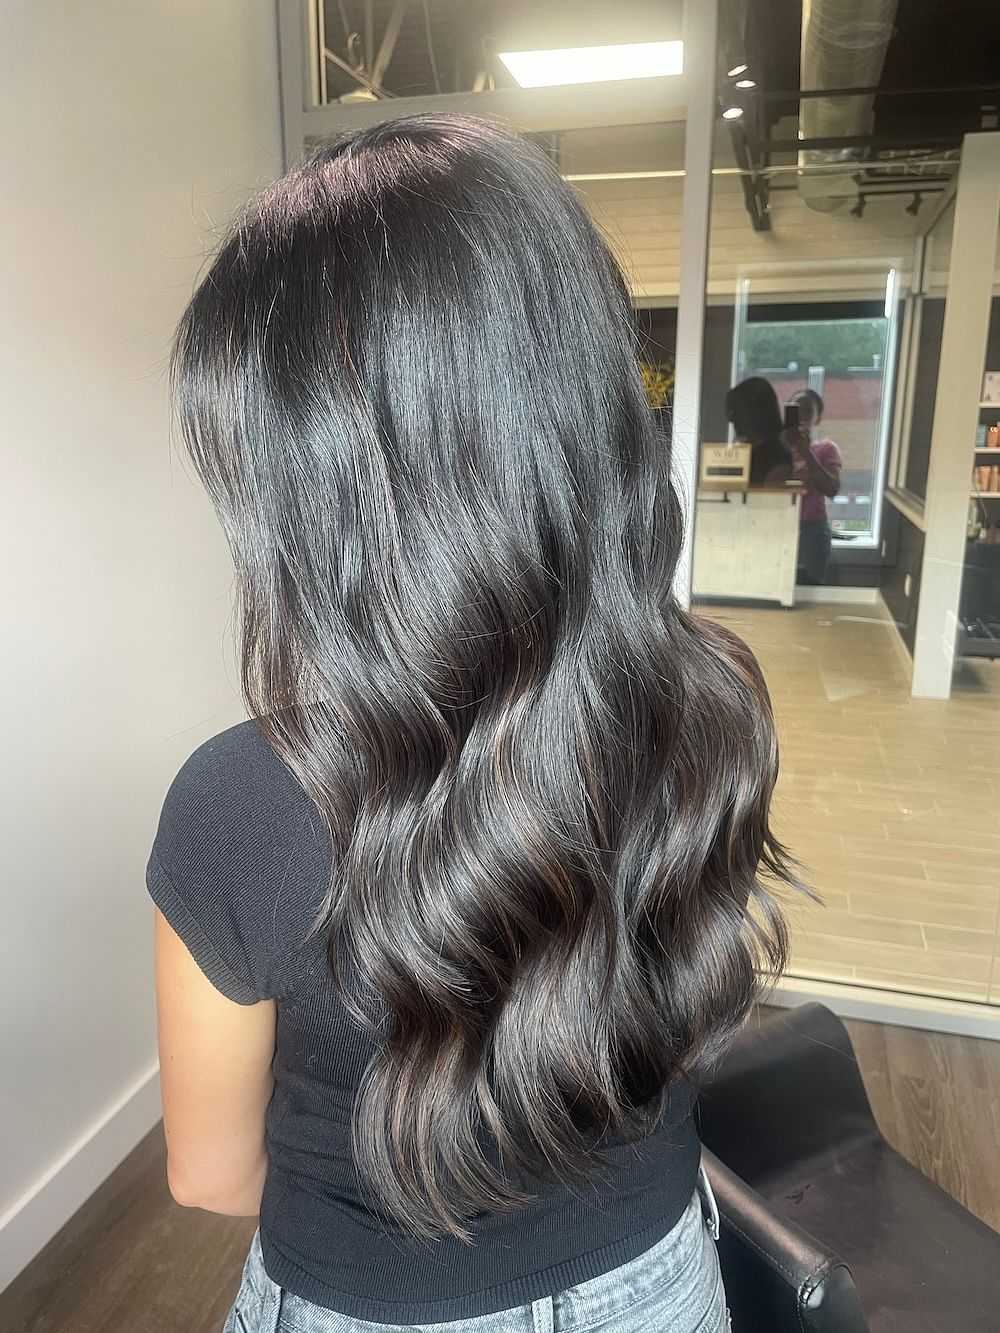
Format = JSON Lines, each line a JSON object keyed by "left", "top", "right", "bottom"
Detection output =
{"left": 725, "top": 377, "right": 793, "bottom": 485}
{"left": 786, "top": 389, "right": 842, "bottom": 585}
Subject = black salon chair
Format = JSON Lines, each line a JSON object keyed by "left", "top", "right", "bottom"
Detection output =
{"left": 702, "top": 1147, "right": 867, "bottom": 1331}
{"left": 698, "top": 1003, "right": 1000, "bottom": 1331}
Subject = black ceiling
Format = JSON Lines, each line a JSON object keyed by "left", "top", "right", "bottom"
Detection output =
{"left": 321, "top": 1, "right": 677, "bottom": 100}
{"left": 320, "top": 0, "right": 682, "bottom": 100}
{"left": 317, "top": 0, "right": 494, "bottom": 100}
{"left": 322, "top": 1, "right": 1000, "bottom": 151}
{"left": 730, "top": 0, "right": 1000, "bottom": 148}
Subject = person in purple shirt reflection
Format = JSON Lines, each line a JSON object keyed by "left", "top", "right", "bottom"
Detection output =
{"left": 786, "top": 388, "right": 843, "bottom": 585}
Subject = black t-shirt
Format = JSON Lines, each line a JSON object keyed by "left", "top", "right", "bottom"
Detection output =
{"left": 147, "top": 720, "right": 700, "bottom": 1322}
{"left": 749, "top": 434, "right": 793, "bottom": 485}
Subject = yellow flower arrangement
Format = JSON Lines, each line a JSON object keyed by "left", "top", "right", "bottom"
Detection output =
{"left": 640, "top": 361, "right": 674, "bottom": 409}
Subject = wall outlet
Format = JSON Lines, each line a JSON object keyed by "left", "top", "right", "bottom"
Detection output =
{"left": 904, "top": 573, "right": 912, "bottom": 598}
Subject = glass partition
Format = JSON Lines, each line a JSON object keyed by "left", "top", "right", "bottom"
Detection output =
{"left": 693, "top": 95, "right": 1000, "bottom": 1008}
{"left": 969, "top": 212, "right": 1000, "bottom": 1005}
{"left": 736, "top": 310, "right": 896, "bottom": 542}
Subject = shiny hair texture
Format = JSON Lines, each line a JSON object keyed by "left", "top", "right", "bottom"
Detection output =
{"left": 726, "top": 375, "right": 785, "bottom": 442}
{"left": 173, "top": 114, "right": 793, "bottom": 1241}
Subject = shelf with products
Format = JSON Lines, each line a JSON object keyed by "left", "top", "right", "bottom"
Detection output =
{"left": 960, "top": 399, "right": 1000, "bottom": 655}
{"left": 959, "top": 617, "right": 1000, "bottom": 658}
{"left": 967, "top": 375, "right": 1000, "bottom": 550}
{"left": 971, "top": 398, "right": 1000, "bottom": 497}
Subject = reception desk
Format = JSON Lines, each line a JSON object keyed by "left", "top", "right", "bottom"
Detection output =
{"left": 692, "top": 485, "right": 802, "bottom": 608}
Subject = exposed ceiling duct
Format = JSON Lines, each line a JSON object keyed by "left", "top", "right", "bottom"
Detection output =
{"left": 798, "top": 0, "right": 898, "bottom": 212}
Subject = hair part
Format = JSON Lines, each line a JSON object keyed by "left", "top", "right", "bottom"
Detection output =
{"left": 173, "top": 113, "right": 794, "bottom": 1241}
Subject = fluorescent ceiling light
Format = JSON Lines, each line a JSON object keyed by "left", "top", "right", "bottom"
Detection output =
{"left": 727, "top": 63, "right": 748, "bottom": 77}
{"left": 722, "top": 106, "right": 744, "bottom": 120}
{"left": 735, "top": 78, "right": 756, "bottom": 89}
{"left": 498, "top": 40, "right": 683, "bottom": 88}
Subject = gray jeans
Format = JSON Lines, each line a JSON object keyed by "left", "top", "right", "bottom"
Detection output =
{"left": 223, "top": 1168, "right": 728, "bottom": 1333}
{"left": 798, "top": 518, "right": 832, "bottom": 585}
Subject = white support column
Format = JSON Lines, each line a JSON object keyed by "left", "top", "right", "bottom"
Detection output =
{"left": 912, "top": 132, "right": 1000, "bottom": 698}
{"left": 671, "top": 0, "right": 718, "bottom": 608}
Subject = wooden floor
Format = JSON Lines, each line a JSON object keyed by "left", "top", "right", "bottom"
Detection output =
{"left": 2, "top": 1017, "right": 999, "bottom": 1333}
{"left": 702, "top": 601, "right": 1000, "bottom": 1004}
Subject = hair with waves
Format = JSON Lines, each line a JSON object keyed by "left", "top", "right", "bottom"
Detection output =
{"left": 173, "top": 113, "right": 793, "bottom": 1242}
{"left": 726, "top": 375, "right": 785, "bottom": 443}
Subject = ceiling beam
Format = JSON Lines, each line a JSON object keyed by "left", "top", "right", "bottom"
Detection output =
{"left": 769, "top": 133, "right": 961, "bottom": 153}
{"left": 371, "top": 0, "right": 407, "bottom": 89}
{"left": 302, "top": 76, "right": 689, "bottom": 138}
{"left": 364, "top": 0, "right": 374, "bottom": 71}
{"left": 759, "top": 81, "right": 1000, "bottom": 102}
{"left": 729, "top": 121, "right": 770, "bottom": 230}
{"left": 323, "top": 45, "right": 392, "bottom": 98}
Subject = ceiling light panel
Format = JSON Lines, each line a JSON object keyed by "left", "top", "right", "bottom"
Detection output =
{"left": 498, "top": 40, "right": 683, "bottom": 88}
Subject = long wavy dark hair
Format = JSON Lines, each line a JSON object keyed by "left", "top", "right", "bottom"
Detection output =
{"left": 173, "top": 113, "right": 792, "bottom": 1241}
{"left": 726, "top": 376, "right": 784, "bottom": 443}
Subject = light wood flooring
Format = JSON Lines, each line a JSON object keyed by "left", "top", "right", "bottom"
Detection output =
{"left": 2, "top": 1017, "right": 997, "bottom": 1333}
{"left": 701, "top": 601, "right": 1000, "bottom": 1005}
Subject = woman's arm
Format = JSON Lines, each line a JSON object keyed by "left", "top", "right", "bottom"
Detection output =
{"left": 789, "top": 429, "right": 841, "bottom": 498}
{"left": 155, "top": 909, "right": 276, "bottom": 1216}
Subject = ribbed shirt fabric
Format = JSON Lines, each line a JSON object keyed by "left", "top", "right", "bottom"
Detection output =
{"left": 147, "top": 720, "right": 701, "bottom": 1322}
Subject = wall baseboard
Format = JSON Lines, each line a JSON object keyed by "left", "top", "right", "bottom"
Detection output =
{"left": 0, "top": 1063, "right": 161, "bottom": 1294}
{"left": 794, "top": 584, "right": 879, "bottom": 604}
{"left": 770, "top": 975, "right": 1000, "bottom": 1040}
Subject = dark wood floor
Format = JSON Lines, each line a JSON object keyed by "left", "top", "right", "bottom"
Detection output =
{"left": 3, "top": 1016, "right": 999, "bottom": 1333}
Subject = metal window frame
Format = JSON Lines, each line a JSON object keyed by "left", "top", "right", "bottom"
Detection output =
{"left": 728, "top": 281, "right": 902, "bottom": 550}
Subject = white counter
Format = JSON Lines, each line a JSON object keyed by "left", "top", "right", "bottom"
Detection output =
{"left": 692, "top": 486, "right": 802, "bottom": 608}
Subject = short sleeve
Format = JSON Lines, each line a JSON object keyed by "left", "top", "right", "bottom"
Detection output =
{"left": 816, "top": 439, "right": 843, "bottom": 470}
{"left": 147, "top": 849, "right": 259, "bottom": 1004}
{"left": 146, "top": 721, "right": 315, "bottom": 1004}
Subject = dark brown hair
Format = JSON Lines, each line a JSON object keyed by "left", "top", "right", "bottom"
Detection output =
{"left": 173, "top": 114, "right": 793, "bottom": 1241}
{"left": 727, "top": 375, "right": 785, "bottom": 443}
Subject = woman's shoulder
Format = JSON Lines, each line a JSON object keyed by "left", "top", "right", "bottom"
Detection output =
{"left": 814, "top": 437, "right": 843, "bottom": 465}
{"left": 163, "top": 719, "right": 303, "bottom": 815}
{"left": 148, "top": 720, "right": 325, "bottom": 1003}
{"left": 154, "top": 718, "right": 318, "bottom": 891}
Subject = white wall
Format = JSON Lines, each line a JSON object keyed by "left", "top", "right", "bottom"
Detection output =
{"left": 0, "top": 0, "right": 282, "bottom": 1288}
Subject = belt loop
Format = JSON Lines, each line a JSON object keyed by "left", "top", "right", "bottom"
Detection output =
{"left": 697, "top": 1160, "right": 721, "bottom": 1241}
{"left": 266, "top": 1279, "right": 285, "bottom": 1333}
{"left": 531, "top": 1295, "right": 554, "bottom": 1333}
